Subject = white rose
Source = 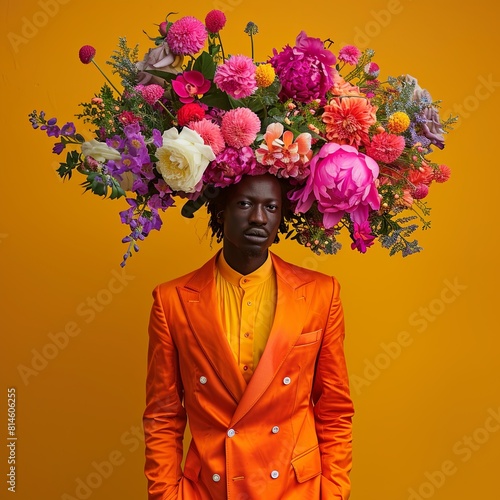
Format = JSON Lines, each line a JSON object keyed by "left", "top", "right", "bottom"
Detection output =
{"left": 81, "top": 139, "right": 122, "bottom": 162}
{"left": 156, "top": 127, "right": 215, "bottom": 193}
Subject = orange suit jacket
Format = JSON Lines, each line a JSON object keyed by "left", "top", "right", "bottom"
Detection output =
{"left": 144, "top": 251, "right": 354, "bottom": 500}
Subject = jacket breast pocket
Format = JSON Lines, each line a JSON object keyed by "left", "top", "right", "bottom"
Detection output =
{"left": 294, "top": 329, "right": 322, "bottom": 347}
{"left": 291, "top": 445, "right": 322, "bottom": 483}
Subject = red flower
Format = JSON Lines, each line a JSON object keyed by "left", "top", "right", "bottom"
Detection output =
{"left": 79, "top": 45, "right": 96, "bottom": 64}
{"left": 177, "top": 103, "right": 205, "bottom": 126}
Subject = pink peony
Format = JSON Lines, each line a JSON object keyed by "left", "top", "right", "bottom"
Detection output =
{"left": 270, "top": 31, "right": 336, "bottom": 103}
{"left": 172, "top": 71, "right": 211, "bottom": 103}
{"left": 366, "top": 132, "right": 406, "bottom": 164}
{"left": 338, "top": 45, "right": 361, "bottom": 65}
{"left": 177, "top": 103, "right": 205, "bottom": 126}
{"left": 205, "top": 10, "right": 226, "bottom": 33}
{"left": 290, "top": 143, "right": 380, "bottom": 228}
{"left": 189, "top": 119, "right": 225, "bottom": 155}
{"left": 135, "top": 84, "right": 165, "bottom": 105}
{"left": 166, "top": 16, "right": 207, "bottom": 55}
{"left": 214, "top": 55, "right": 257, "bottom": 99}
{"left": 220, "top": 107, "right": 261, "bottom": 148}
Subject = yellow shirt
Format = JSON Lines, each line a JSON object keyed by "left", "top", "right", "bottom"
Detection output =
{"left": 215, "top": 252, "right": 277, "bottom": 383}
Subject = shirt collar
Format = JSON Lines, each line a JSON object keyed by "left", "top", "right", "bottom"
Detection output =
{"left": 216, "top": 252, "right": 274, "bottom": 288}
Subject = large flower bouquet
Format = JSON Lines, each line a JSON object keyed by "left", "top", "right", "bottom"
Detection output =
{"left": 29, "top": 10, "right": 456, "bottom": 266}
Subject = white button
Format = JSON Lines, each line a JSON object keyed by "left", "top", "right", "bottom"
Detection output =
{"left": 199, "top": 376, "right": 207, "bottom": 384}
{"left": 212, "top": 473, "right": 221, "bottom": 482}
{"left": 270, "top": 470, "right": 279, "bottom": 479}
{"left": 227, "top": 428, "right": 236, "bottom": 438}
{"left": 283, "top": 377, "right": 291, "bottom": 385}
{"left": 271, "top": 426, "right": 280, "bottom": 434}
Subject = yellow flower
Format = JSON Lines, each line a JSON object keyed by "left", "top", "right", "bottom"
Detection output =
{"left": 255, "top": 63, "right": 276, "bottom": 88}
{"left": 387, "top": 111, "right": 410, "bottom": 134}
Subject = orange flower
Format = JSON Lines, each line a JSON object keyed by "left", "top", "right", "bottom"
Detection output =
{"left": 322, "top": 96, "right": 377, "bottom": 147}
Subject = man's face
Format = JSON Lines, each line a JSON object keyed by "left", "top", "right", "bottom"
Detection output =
{"left": 222, "top": 174, "right": 283, "bottom": 269}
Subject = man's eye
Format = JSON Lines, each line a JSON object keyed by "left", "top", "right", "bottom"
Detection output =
{"left": 267, "top": 204, "right": 279, "bottom": 211}
{"left": 237, "top": 201, "right": 251, "bottom": 207}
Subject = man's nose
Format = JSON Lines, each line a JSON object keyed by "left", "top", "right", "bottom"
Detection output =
{"left": 249, "top": 205, "right": 267, "bottom": 224}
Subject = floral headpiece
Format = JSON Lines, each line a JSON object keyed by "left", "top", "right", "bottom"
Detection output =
{"left": 29, "top": 10, "right": 456, "bottom": 266}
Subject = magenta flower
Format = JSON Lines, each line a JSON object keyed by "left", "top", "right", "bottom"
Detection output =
{"left": 135, "top": 84, "right": 165, "bottom": 105}
{"left": 338, "top": 45, "right": 361, "bottom": 65}
{"left": 172, "top": 71, "right": 211, "bottom": 103}
{"left": 221, "top": 108, "right": 261, "bottom": 148}
{"left": 290, "top": 143, "right": 380, "bottom": 228}
{"left": 350, "top": 221, "right": 376, "bottom": 253}
{"left": 205, "top": 10, "right": 226, "bottom": 33}
{"left": 166, "top": 16, "right": 207, "bottom": 55}
{"left": 78, "top": 45, "right": 96, "bottom": 64}
{"left": 364, "top": 62, "right": 380, "bottom": 80}
{"left": 202, "top": 146, "right": 259, "bottom": 188}
{"left": 270, "top": 31, "right": 336, "bottom": 103}
{"left": 214, "top": 55, "right": 257, "bottom": 99}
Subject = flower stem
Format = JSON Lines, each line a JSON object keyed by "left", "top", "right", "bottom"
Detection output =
{"left": 91, "top": 60, "right": 122, "bottom": 97}
{"left": 217, "top": 33, "right": 226, "bottom": 62}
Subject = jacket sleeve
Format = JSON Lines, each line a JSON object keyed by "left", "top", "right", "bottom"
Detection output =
{"left": 312, "top": 277, "right": 354, "bottom": 500}
{"left": 143, "top": 285, "right": 186, "bottom": 500}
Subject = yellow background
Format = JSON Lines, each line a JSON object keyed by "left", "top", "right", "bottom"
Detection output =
{"left": 1, "top": 0, "right": 498, "bottom": 498}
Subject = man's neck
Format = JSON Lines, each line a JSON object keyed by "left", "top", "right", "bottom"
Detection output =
{"left": 222, "top": 248, "right": 269, "bottom": 275}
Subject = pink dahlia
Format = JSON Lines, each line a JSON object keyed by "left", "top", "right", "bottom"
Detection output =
{"left": 214, "top": 55, "right": 257, "bottom": 99}
{"left": 177, "top": 103, "right": 205, "bottom": 127}
{"left": 270, "top": 31, "right": 336, "bottom": 103}
{"left": 338, "top": 45, "right": 361, "bottom": 65}
{"left": 290, "top": 143, "right": 380, "bottom": 229}
{"left": 79, "top": 45, "right": 96, "bottom": 64}
{"left": 166, "top": 16, "right": 207, "bottom": 56}
{"left": 135, "top": 84, "right": 165, "bottom": 105}
{"left": 203, "top": 146, "right": 259, "bottom": 188}
{"left": 221, "top": 108, "right": 261, "bottom": 148}
{"left": 322, "top": 96, "right": 378, "bottom": 147}
{"left": 366, "top": 132, "right": 406, "bottom": 164}
{"left": 205, "top": 10, "right": 226, "bottom": 33}
{"left": 172, "top": 71, "right": 211, "bottom": 103}
{"left": 189, "top": 119, "right": 225, "bottom": 155}
{"left": 434, "top": 164, "right": 451, "bottom": 183}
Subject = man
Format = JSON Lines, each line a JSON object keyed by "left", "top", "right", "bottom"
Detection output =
{"left": 143, "top": 173, "right": 354, "bottom": 499}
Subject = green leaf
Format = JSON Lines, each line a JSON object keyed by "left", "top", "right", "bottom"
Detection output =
{"left": 180, "top": 194, "right": 208, "bottom": 218}
{"left": 201, "top": 87, "right": 232, "bottom": 110}
{"left": 192, "top": 51, "right": 217, "bottom": 79}
{"left": 143, "top": 69, "right": 177, "bottom": 83}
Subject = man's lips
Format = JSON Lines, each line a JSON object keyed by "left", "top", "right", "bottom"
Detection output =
{"left": 244, "top": 229, "right": 268, "bottom": 238}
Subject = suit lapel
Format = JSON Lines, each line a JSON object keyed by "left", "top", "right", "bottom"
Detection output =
{"left": 230, "top": 253, "right": 314, "bottom": 426}
{"left": 177, "top": 253, "right": 247, "bottom": 404}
